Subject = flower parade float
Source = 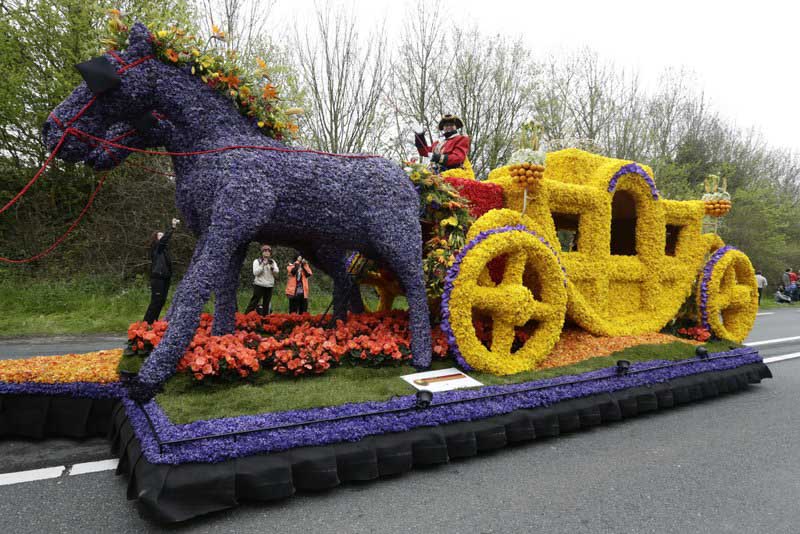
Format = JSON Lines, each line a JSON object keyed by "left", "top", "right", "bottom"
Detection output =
{"left": 0, "top": 18, "right": 771, "bottom": 524}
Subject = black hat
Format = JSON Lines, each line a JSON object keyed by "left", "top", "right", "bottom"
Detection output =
{"left": 75, "top": 56, "right": 121, "bottom": 95}
{"left": 438, "top": 114, "right": 463, "bottom": 130}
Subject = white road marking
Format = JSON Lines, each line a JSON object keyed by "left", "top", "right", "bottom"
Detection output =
{"left": 0, "top": 466, "right": 65, "bottom": 487}
{"left": 68, "top": 459, "right": 118, "bottom": 476}
{"left": 763, "top": 352, "right": 800, "bottom": 364}
{"left": 0, "top": 458, "right": 119, "bottom": 487}
{"left": 756, "top": 312, "right": 774, "bottom": 316}
{"left": 746, "top": 335, "right": 800, "bottom": 347}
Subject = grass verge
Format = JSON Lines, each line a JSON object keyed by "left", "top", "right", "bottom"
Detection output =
{"left": 156, "top": 339, "right": 738, "bottom": 424}
{"left": 0, "top": 275, "right": 383, "bottom": 337}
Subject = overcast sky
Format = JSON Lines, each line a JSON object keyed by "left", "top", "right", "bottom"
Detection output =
{"left": 269, "top": 0, "right": 798, "bottom": 154}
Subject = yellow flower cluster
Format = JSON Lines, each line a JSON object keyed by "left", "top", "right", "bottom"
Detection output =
{"left": 0, "top": 350, "right": 122, "bottom": 384}
{"left": 440, "top": 158, "right": 475, "bottom": 180}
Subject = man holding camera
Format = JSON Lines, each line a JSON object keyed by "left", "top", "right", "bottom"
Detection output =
{"left": 143, "top": 217, "right": 180, "bottom": 324}
{"left": 414, "top": 114, "right": 471, "bottom": 174}
{"left": 245, "top": 244, "right": 279, "bottom": 315}
{"left": 286, "top": 254, "right": 313, "bottom": 314}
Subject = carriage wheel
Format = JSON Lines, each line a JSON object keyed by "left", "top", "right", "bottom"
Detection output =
{"left": 697, "top": 246, "right": 758, "bottom": 343}
{"left": 441, "top": 226, "right": 567, "bottom": 375}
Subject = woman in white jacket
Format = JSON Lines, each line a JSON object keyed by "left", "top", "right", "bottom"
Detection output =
{"left": 244, "top": 244, "right": 279, "bottom": 315}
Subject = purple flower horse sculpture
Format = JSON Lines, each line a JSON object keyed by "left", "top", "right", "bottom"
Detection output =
{"left": 43, "top": 23, "right": 432, "bottom": 401}
{"left": 88, "top": 116, "right": 368, "bottom": 325}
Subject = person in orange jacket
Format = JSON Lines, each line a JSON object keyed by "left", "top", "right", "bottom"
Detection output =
{"left": 414, "top": 114, "right": 470, "bottom": 174}
{"left": 285, "top": 254, "right": 313, "bottom": 314}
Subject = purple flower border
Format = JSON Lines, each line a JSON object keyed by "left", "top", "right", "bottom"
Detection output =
{"left": 122, "top": 347, "right": 761, "bottom": 466}
{"left": 0, "top": 380, "right": 123, "bottom": 398}
{"left": 698, "top": 245, "right": 736, "bottom": 331}
{"left": 608, "top": 163, "right": 660, "bottom": 200}
{"left": 440, "top": 225, "right": 567, "bottom": 370}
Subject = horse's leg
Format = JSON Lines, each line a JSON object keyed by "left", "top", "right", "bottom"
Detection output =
{"left": 373, "top": 222, "right": 432, "bottom": 369}
{"left": 164, "top": 232, "right": 207, "bottom": 323}
{"left": 348, "top": 280, "right": 366, "bottom": 314}
{"left": 311, "top": 244, "right": 365, "bottom": 318}
{"left": 212, "top": 242, "right": 248, "bottom": 335}
{"left": 129, "top": 224, "right": 257, "bottom": 401}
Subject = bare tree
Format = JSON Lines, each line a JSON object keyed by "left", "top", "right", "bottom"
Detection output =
{"left": 385, "top": 0, "right": 448, "bottom": 161}
{"left": 200, "top": 0, "right": 275, "bottom": 61}
{"left": 292, "top": 4, "right": 388, "bottom": 153}
{"left": 447, "top": 32, "right": 536, "bottom": 176}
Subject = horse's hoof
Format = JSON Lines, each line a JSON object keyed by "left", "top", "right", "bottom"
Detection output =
{"left": 125, "top": 376, "right": 163, "bottom": 404}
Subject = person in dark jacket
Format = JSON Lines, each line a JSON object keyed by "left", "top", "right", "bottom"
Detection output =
{"left": 143, "top": 218, "right": 179, "bottom": 323}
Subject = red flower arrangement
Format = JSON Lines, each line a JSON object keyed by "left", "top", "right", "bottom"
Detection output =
{"left": 443, "top": 176, "right": 504, "bottom": 218}
{"left": 127, "top": 311, "right": 450, "bottom": 382}
{"left": 677, "top": 326, "right": 712, "bottom": 342}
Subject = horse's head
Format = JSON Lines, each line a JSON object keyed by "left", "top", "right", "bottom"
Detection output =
{"left": 85, "top": 113, "right": 175, "bottom": 170}
{"left": 43, "top": 23, "right": 161, "bottom": 165}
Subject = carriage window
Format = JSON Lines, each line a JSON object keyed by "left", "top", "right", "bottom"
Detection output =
{"left": 665, "top": 225, "right": 683, "bottom": 256}
{"left": 610, "top": 190, "right": 637, "bottom": 255}
{"left": 552, "top": 212, "right": 580, "bottom": 252}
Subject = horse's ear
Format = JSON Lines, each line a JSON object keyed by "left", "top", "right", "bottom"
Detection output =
{"left": 127, "top": 22, "right": 153, "bottom": 58}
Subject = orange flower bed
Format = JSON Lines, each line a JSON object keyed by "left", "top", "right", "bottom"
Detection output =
{"left": 539, "top": 329, "right": 699, "bottom": 370}
{"left": 128, "top": 311, "right": 451, "bottom": 381}
{"left": 0, "top": 349, "right": 122, "bottom": 384}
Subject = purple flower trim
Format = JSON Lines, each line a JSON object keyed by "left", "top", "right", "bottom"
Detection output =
{"left": 440, "top": 225, "right": 567, "bottom": 370}
{"left": 608, "top": 163, "right": 660, "bottom": 200}
{"left": 698, "top": 246, "right": 736, "bottom": 331}
{"left": 0, "top": 380, "right": 123, "bottom": 399}
{"left": 121, "top": 350, "right": 762, "bottom": 467}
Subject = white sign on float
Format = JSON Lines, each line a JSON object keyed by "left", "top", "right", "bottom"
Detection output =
{"left": 401, "top": 367, "right": 484, "bottom": 392}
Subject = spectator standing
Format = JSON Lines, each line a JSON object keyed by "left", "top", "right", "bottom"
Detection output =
{"left": 286, "top": 255, "right": 313, "bottom": 314}
{"left": 755, "top": 271, "right": 768, "bottom": 304}
{"left": 782, "top": 268, "right": 792, "bottom": 289}
{"left": 143, "top": 218, "right": 179, "bottom": 323}
{"left": 245, "top": 244, "right": 279, "bottom": 315}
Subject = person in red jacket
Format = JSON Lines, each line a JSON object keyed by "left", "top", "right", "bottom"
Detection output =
{"left": 414, "top": 114, "right": 470, "bottom": 174}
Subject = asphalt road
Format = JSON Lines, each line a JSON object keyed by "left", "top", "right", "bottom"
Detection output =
{"left": 0, "top": 307, "right": 798, "bottom": 533}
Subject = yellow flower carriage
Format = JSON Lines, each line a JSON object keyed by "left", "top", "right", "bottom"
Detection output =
{"left": 364, "top": 149, "right": 759, "bottom": 376}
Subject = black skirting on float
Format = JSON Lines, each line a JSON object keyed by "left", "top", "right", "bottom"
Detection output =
{"left": 0, "top": 394, "right": 116, "bottom": 439}
{"left": 110, "top": 362, "right": 772, "bottom": 524}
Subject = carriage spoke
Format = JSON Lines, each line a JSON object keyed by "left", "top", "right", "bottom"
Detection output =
{"left": 502, "top": 251, "right": 527, "bottom": 286}
{"left": 477, "top": 268, "right": 495, "bottom": 287}
{"left": 525, "top": 300, "right": 557, "bottom": 322}
{"left": 490, "top": 320, "right": 515, "bottom": 355}
{"left": 715, "top": 290, "right": 732, "bottom": 309}
{"left": 470, "top": 283, "right": 537, "bottom": 324}
{"left": 727, "top": 285, "right": 753, "bottom": 309}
